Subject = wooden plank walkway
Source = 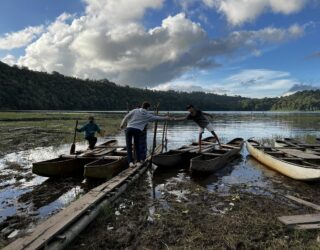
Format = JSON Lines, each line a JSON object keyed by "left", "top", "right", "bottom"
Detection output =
{"left": 278, "top": 196, "right": 320, "bottom": 230}
{"left": 4, "top": 165, "right": 145, "bottom": 250}
{"left": 285, "top": 195, "right": 320, "bottom": 211}
{"left": 294, "top": 223, "right": 320, "bottom": 230}
{"left": 278, "top": 214, "right": 320, "bottom": 225}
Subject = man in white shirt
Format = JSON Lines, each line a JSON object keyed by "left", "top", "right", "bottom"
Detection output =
{"left": 120, "top": 102, "right": 171, "bottom": 167}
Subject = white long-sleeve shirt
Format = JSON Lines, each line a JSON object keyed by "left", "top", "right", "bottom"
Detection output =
{"left": 121, "top": 108, "right": 166, "bottom": 131}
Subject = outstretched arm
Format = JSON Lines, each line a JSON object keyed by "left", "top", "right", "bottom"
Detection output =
{"left": 173, "top": 116, "right": 188, "bottom": 121}
{"left": 76, "top": 125, "right": 86, "bottom": 132}
{"left": 120, "top": 110, "right": 134, "bottom": 129}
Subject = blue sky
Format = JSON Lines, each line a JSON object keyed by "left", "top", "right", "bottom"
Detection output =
{"left": 0, "top": 0, "right": 319, "bottom": 98}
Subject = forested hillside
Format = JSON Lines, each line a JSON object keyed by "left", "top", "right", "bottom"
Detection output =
{"left": 271, "top": 90, "right": 320, "bottom": 111}
{"left": 0, "top": 61, "right": 319, "bottom": 111}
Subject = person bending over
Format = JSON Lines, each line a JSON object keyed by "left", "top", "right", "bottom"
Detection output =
{"left": 174, "top": 105, "right": 221, "bottom": 152}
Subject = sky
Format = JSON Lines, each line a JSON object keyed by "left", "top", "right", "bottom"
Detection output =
{"left": 0, "top": 0, "right": 319, "bottom": 98}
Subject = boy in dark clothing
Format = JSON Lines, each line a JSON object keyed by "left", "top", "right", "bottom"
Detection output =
{"left": 174, "top": 105, "right": 221, "bottom": 152}
{"left": 76, "top": 116, "right": 102, "bottom": 149}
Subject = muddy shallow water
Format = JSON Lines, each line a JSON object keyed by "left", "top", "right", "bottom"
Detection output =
{"left": 1, "top": 112, "right": 320, "bottom": 243}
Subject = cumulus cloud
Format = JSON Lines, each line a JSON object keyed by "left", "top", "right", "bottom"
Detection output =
{"left": 11, "top": 0, "right": 305, "bottom": 88}
{"left": 0, "top": 26, "right": 44, "bottom": 50}
{"left": 204, "top": 0, "right": 307, "bottom": 26}
{"left": 152, "top": 81, "right": 229, "bottom": 94}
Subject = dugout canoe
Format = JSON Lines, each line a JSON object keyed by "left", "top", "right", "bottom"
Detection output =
{"left": 152, "top": 136, "right": 216, "bottom": 168}
{"left": 281, "top": 138, "right": 320, "bottom": 149}
{"left": 32, "top": 140, "right": 119, "bottom": 177}
{"left": 246, "top": 139, "right": 320, "bottom": 181}
{"left": 274, "top": 139, "right": 320, "bottom": 155}
{"left": 190, "top": 138, "right": 244, "bottom": 173}
{"left": 84, "top": 152, "right": 128, "bottom": 179}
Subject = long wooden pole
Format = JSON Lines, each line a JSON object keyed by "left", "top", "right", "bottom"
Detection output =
{"left": 70, "top": 120, "right": 78, "bottom": 154}
{"left": 164, "top": 112, "right": 169, "bottom": 152}
{"left": 151, "top": 103, "right": 160, "bottom": 156}
{"left": 161, "top": 121, "right": 167, "bottom": 153}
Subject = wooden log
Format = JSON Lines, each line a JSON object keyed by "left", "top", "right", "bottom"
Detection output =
{"left": 278, "top": 214, "right": 320, "bottom": 225}
{"left": 285, "top": 195, "right": 320, "bottom": 211}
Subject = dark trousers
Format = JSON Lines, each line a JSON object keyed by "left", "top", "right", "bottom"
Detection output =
{"left": 86, "top": 136, "right": 97, "bottom": 149}
{"left": 139, "top": 128, "right": 147, "bottom": 161}
{"left": 125, "top": 128, "right": 142, "bottom": 163}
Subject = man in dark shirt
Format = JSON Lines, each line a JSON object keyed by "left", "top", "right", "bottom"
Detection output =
{"left": 174, "top": 105, "right": 221, "bottom": 151}
{"left": 76, "top": 116, "right": 102, "bottom": 149}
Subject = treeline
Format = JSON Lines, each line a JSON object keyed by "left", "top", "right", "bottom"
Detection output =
{"left": 271, "top": 91, "right": 320, "bottom": 111}
{"left": 0, "top": 61, "right": 319, "bottom": 111}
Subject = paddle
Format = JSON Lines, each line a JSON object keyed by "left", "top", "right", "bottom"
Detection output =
{"left": 70, "top": 120, "right": 78, "bottom": 154}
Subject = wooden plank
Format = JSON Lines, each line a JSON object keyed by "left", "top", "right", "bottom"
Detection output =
{"left": 278, "top": 214, "right": 320, "bottom": 225}
{"left": 202, "top": 153, "right": 223, "bottom": 156}
{"left": 221, "top": 144, "right": 237, "bottom": 149}
{"left": 278, "top": 148, "right": 320, "bottom": 160}
{"left": 189, "top": 145, "right": 213, "bottom": 153}
{"left": 4, "top": 164, "right": 144, "bottom": 250}
{"left": 298, "top": 144, "right": 320, "bottom": 148}
{"left": 294, "top": 223, "right": 320, "bottom": 230}
{"left": 285, "top": 195, "right": 320, "bottom": 211}
{"left": 279, "top": 157, "right": 304, "bottom": 161}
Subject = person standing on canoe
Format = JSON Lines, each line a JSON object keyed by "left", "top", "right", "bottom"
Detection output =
{"left": 174, "top": 105, "right": 221, "bottom": 151}
{"left": 120, "top": 102, "right": 171, "bottom": 168}
{"left": 76, "top": 116, "right": 102, "bottom": 149}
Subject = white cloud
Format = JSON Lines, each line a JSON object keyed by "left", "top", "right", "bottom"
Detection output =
{"left": 214, "top": 69, "right": 300, "bottom": 97}
{"left": 1, "top": 54, "right": 17, "bottom": 65}
{"left": 0, "top": 26, "right": 44, "bottom": 50}
{"left": 152, "top": 80, "right": 228, "bottom": 94}
{"left": 204, "top": 0, "right": 307, "bottom": 26}
{"left": 11, "top": 0, "right": 305, "bottom": 88}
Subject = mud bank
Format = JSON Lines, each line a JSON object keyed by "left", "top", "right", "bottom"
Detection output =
{"left": 72, "top": 168, "right": 320, "bottom": 249}
{"left": 0, "top": 112, "right": 122, "bottom": 155}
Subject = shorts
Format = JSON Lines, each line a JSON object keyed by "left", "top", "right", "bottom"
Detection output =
{"left": 199, "top": 123, "right": 214, "bottom": 134}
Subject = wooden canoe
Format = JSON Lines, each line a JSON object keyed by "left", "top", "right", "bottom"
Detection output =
{"left": 190, "top": 138, "right": 244, "bottom": 173}
{"left": 32, "top": 157, "right": 96, "bottom": 177}
{"left": 84, "top": 154, "right": 128, "bottom": 179}
{"left": 274, "top": 139, "right": 320, "bottom": 155}
{"left": 152, "top": 136, "right": 216, "bottom": 168}
{"left": 246, "top": 139, "right": 320, "bottom": 181}
{"left": 32, "top": 140, "right": 119, "bottom": 177}
{"left": 282, "top": 138, "right": 320, "bottom": 149}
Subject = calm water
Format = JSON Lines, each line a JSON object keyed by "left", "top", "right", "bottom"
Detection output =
{"left": 0, "top": 112, "right": 319, "bottom": 233}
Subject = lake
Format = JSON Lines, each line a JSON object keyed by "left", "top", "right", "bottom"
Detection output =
{"left": 0, "top": 111, "right": 319, "bottom": 239}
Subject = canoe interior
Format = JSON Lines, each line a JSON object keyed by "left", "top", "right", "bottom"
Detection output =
{"left": 85, "top": 158, "right": 118, "bottom": 167}
{"left": 84, "top": 156, "right": 128, "bottom": 179}
{"left": 227, "top": 138, "right": 244, "bottom": 146}
{"left": 247, "top": 140, "right": 320, "bottom": 169}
